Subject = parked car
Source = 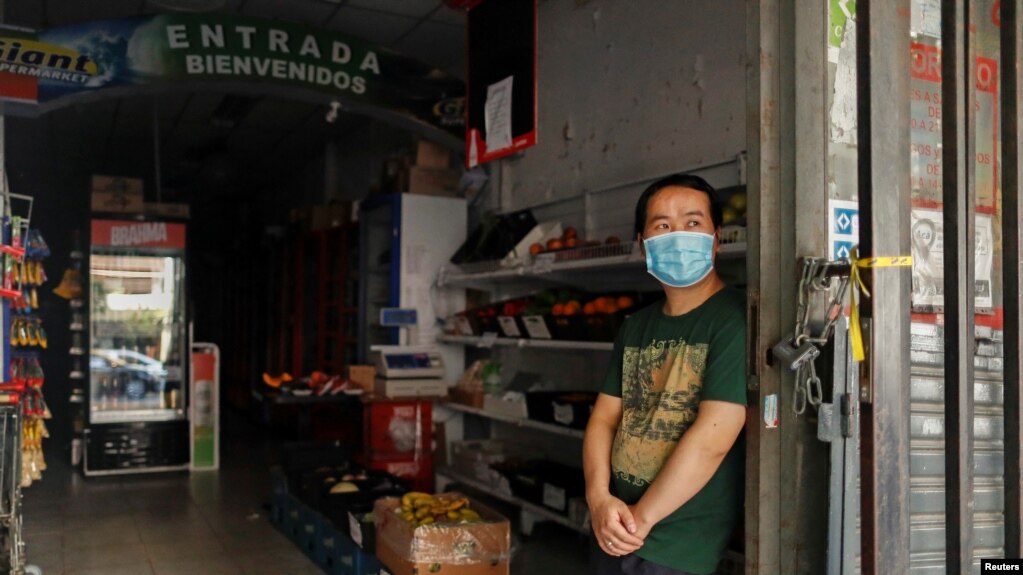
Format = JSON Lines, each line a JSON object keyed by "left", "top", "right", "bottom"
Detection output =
{"left": 90, "top": 349, "right": 166, "bottom": 400}
{"left": 97, "top": 349, "right": 168, "bottom": 377}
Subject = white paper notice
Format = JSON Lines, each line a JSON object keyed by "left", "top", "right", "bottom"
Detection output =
{"left": 829, "top": 19, "right": 857, "bottom": 145}
{"left": 910, "top": 208, "right": 994, "bottom": 310}
{"left": 484, "top": 76, "right": 514, "bottom": 152}
{"left": 911, "top": 0, "right": 941, "bottom": 39}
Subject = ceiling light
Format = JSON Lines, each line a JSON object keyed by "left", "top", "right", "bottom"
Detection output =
{"left": 325, "top": 101, "right": 342, "bottom": 124}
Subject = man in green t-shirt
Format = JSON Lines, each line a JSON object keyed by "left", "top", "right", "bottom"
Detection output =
{"left": 583, "top": 174, "right": 747, "bottom": 575}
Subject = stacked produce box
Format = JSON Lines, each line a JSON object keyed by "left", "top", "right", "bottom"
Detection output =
{"left": 271, "top": 441, "right": 511, "bottom": 575}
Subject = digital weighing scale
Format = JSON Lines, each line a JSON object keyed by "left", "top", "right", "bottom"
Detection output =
{"left": 370, "top": 309, "right": 449, "bottom": 398}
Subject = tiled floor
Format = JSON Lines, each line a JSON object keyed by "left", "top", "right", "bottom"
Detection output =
{"left": 23, "top": 419, "right": 326, "bottom": 575}
{"left": 20, "top": 415, "right": 589, "bottom": 575}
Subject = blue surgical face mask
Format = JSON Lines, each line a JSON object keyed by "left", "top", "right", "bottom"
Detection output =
{"left": 643, "top": 231, "right": 715, "bottom": 288}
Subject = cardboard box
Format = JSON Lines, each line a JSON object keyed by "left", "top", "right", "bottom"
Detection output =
{"left": 373, "top": 377, "right": 448, "bottom": 399}
{"left": 451, "top": 440, "right": 508, "bottom": 485}
{"left": 402, "top": 166, "right": 461, "bottom": 197}
{"left": 143, "top": 203, "right": 190, "bottom": 219}
{"left": 345, "top": 365, "right": 376, "bottom": 391}
{"left": 374, "top": 495, "right": 510, "bottom": 575}
{"left": 290, "top": 206, "right": 312, "bottom": 225}
{"left": 415, "top": 140, "right": 452, "bottom": 170}
{"left": 482, "top": 392, "right": 528, "bottom": 419}
{"left": 91, "top": 175, "right": 144, "bottom": 213}
{"left": 310, "top": 203, "right": 352, "bottom": 231}
{"left": 449, "top": 387, "right": 484, "bottom": 408}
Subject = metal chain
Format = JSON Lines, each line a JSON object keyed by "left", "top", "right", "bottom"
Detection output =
{"left": 793, "top": 259, "right": 819, "bottom": 344}
{"left": 790, "top": 257, "right": 851, "bottom": 414}
{"left": 793, "top": 358, "right": 824, "bottom": 415}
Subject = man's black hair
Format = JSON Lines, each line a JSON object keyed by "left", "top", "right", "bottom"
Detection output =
{"left": 633, "top": 174, "right": 723, "bottom": 236}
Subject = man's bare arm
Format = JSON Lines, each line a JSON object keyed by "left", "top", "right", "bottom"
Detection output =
{"left": 584, "top": 393, "right": 644, "bottom": 555}
{"left": 631, "top": 400, "right": 746, "bottom": 534}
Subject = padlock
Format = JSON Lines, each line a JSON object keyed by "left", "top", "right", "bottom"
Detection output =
{"left": 771, "top": 339, "right": 820, "bottom": 372}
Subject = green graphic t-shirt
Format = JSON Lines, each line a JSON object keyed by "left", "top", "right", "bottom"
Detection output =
{"left": 602, "top": 288, "right": 747, "bottom": 574}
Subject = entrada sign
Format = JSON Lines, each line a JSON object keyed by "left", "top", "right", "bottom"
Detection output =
{"left": 0, "top": 14, "right": 464, "bottom": 138}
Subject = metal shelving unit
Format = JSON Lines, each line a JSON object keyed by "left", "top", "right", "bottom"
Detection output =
{"left": 439, "top": 401, "right": 586, "bottom": 439}
{"left": 438, "top": 334, "right": 613, "bottom": 352}
{"left": 437, "top": 240, "right": 746, "bottom": 292}
{"left": 435, "top": 467, "right": 590, "bottom": 535}
{"left": 434, "top": 241, "right": 746, "bottom": 537}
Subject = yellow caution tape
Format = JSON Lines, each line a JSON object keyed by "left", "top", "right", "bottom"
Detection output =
{"left": 848, "top": 247, "right": 913, "bottom": 362}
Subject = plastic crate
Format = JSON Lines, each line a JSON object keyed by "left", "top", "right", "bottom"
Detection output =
{"left": 323, "top": 526, "right": 364, "bottom": 575}
{"left": 270, "top": 467, "right": 288, "bottom": 496}
{"left": 360, "top": 454, "right": 434, "bottom": 493}
{"left": 270, "top": 491, "right": 289, "bottom": 528}
{"left": 361, "top": 552, "right": 390, "bottom": 575}
{"left": 536, "top": 462, "right": 586, "bottom": 514}
{"left": 490, "top": 460, "right": 544, "bottom": 506}
{"left": 281, "top": 493, "right": 305, "bottom": 543}
{"left": 363, "top": 400, "right": 433, "bottom": 460}
{"left": 491, "top": 460, "right": 585, "bottom": 515}
{"left": 343, "top": 506, "right": 380, "bottom": 553}
{"left": 525, "top": 391, "right": 597, "bottom": 430}
{"left": 295, "top": 464, "right": 357, "bottom": 507}
{"left": 529, "top": 240, "right": 636, "bottom": 265}
{"left": 453, "top": 306, "right": 500, "bottom": 336}
{"left": 551, "top": 314, "right": 588, "bottom": 341}
{"left": 297, "top": 502, "right": 325, "bottom": 560}
{"left": 281, "top": 441, "right": 352, "bottom": 492}
{"left": 583, "top": 313, "right": 625, "bottom": 342}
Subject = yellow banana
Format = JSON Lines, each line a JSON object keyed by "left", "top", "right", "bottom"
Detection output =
{"left": 401, "top": 492, "right": 432, "bottom": 507}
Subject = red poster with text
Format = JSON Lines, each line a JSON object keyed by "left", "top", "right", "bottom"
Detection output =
{"left": 91, "top": 220, "right": 186, "bottom": 249}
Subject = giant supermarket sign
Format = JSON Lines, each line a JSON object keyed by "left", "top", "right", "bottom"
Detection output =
{"left": 0, "top": 14, "right": 464, "bottom": 137}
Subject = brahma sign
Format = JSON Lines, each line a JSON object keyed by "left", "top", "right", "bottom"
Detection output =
{"left": 91, "top": 220, "right": 186, "bottom": 249}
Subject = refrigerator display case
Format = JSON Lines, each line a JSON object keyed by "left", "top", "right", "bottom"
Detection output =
{"left": 84, "top": 219, "right": 189, "bottom": 475}
{"left": 357, "top": 194, "right": 466, "bottom": 384}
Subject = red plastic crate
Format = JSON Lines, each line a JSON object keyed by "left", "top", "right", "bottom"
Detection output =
{"left": 363, "top": 399, "right": 432, "bottom": 460}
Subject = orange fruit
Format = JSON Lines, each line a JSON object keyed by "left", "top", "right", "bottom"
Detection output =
{"left": 563, "top": 226, "right": 578, "bottom": 240}
{"left": 547, "top": 238, "right": 564, "bottom": 251}
{"left": 529, "top": 243, "right": 544, "bottom": 255}
{"left": 605, "top": 303, "right": 619, "bottom": 314}
{"left": 552, "top": 303, "right": 565, "bottom": 316}
{"left": 564, "top": 237, "right": 579, "bottom": 249}
{"left": 616, "top": 296, "right": 635, "bottom": 310}
{"left": 583, "top": 302, "right": 596, "bottom": 315}
{"left": 592, "top": 297, "right": 608, "bottom": 314}
{"left": 563, "top": 301, "right": 581, "bottom": 316}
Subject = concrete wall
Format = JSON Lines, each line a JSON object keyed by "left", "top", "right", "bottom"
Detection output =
{"left": 500, "top": 0, "right": 746, "bottom": 209}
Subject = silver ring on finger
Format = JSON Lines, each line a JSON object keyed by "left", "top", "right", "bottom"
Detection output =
{"left": 606, "top": 540, "right": 614, "bottom": 548}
